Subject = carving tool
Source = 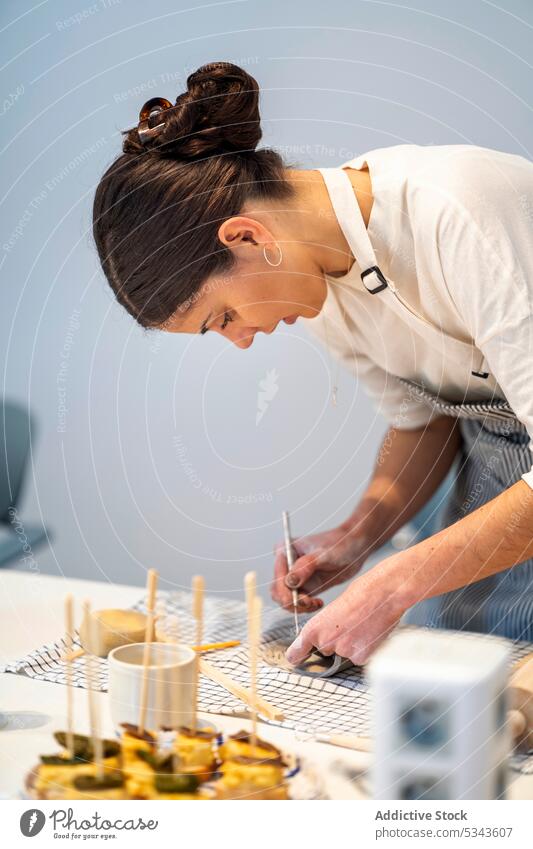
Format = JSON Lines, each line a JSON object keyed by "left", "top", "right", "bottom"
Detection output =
{"left": 282, "top": 511, "right": 299, "bottom": 636}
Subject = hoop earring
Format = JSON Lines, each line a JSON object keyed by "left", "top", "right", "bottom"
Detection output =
{"left": 263, "top": 243, "right": 283, "bottom": 267}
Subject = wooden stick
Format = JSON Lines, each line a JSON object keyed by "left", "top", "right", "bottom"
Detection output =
{"left": 167, "top": 634, "right": 182, "bottom": 773}
{"left": 63, "top": 638, "right": 240, "bottom": 663}
{"left": 315, "top": 733, "right": 373, "bottom": 753}
{"left": 63, "top": 646, "right": 85, "bottom": 662}
{"left": 244, "top": 571, "right": 256, "bottom": 618}
{"left": 154, "top": 644, "right": 166, "bottom": 734}
{"left": 64, "top": 594, "right": 75, "bottom": 759}
{"left": 64, "top": 638, "right": 241, "bottom": 664}
{"left": 192, "top": 640, "right": 240, "bottom": 652}
{"left": 249, "top": 595, "right": 262, "bottom": 745}
{"left": 199, "top": 659, "right": 284, "bottom": 721}
{"left": 154, "top": 598, "right": 168, "bottom": 732}
{"left": 138, "top": 569, "right": 158, "bottom": 735}
{"left": 171, "top": 682, "right": 180, "bottom": 774}
{"left": 191, "top": 575, "right": 205, "bottom": 733}
{"left": 244, "top": 572, "right": 259, "bottom": 743}
{"left": 65, "top": 593, "right": 74, "bottom": 758}
{"left": 83, "top": 600, "right": 104, "bottom": 780}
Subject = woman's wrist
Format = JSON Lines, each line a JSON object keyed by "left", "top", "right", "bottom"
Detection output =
{"left": 338, "top": 547, "right": 416, "bottom": 624}
{"left": 341, "top": 495, "right": 402, "bottom": 555}
{"left": 371, "top": 548, "right": 424, "bottom": 615}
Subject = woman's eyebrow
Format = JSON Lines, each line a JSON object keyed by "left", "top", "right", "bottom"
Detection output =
{"left": 199, "top": 312, "right": 212, "bottom": 334}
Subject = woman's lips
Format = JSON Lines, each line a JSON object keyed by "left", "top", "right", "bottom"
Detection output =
{"left": 260, "top": 315, "right": 299, "bottom": 334}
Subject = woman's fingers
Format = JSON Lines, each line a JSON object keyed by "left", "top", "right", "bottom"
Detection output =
{"left": 293, "top": 595, "right": 323, "bottom": 613}
{"left": 271, "top": 546, "right": 321, "bottom": 603}
{"left": 271, "top": 547, "right": 294, "bottom": 607}
{"left": 284, "top": 552, "right": 321, "bottom": 590}
{"left": 285, "top": 623, "right": 315, "bottom": 665}
{"left": 277, "top": 590, "right": 323, "bottom": 614}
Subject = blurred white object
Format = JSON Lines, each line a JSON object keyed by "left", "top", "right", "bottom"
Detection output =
{"left": 108, "top": 642, "right": 195, "bottom": 730}
{"left": 368, "top": 629, "right": 511, "bottom": 800}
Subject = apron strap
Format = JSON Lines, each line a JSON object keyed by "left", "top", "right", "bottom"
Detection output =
{"left": 317, "top": 166, "right": 489, "bottom": 379}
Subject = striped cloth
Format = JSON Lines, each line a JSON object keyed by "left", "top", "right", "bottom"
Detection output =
{"left": 3, "top": 591, "right": 533, "bottom": 775}
{"left": 399, "top": 379, "right": 533, "bottom": 641}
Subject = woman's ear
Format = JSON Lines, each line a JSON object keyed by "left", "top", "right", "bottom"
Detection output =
{"left": 218, "top": 215, "right": 271, "bottom": 250}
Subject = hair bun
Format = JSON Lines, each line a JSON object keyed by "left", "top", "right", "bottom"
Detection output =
{"left": 129, "top": 61, "right": 262, "bottom": 159}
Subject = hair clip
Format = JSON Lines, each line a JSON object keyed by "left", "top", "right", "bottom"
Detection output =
{"left": 137, "top": 97, "right": 173, "bottom": 145}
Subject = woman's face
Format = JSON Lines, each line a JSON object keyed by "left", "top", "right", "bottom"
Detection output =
{"left": 163, "top": 212, "right": 328, "bottom": 348}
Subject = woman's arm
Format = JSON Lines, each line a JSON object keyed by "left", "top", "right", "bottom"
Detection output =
{"left": 342, "top": 414, "right": 461, "bottom": 553}
{"left": 391, "top": 477, "right": 533, "bottom": 608}
{"left": 272, "top": 415, "right": 460, "bottom": 611}
{"left": 286, "top": 479, "right": 533, "bottom": 666}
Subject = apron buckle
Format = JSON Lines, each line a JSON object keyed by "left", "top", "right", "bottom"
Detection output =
{"left": 361, "top": 265, "right": 388, "bottom": 294}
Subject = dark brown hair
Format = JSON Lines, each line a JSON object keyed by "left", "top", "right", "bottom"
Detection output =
{"left": 92, "top": 62, "right": 294, "bottom": 328}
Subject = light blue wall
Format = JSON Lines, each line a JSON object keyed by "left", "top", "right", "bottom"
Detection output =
{"left": 1, "top": 0, "right": 531, "bottom": 600}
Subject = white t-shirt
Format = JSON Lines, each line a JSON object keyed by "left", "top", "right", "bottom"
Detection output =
{"left": 302, "top": 144, "right": 533, "bottom": 487}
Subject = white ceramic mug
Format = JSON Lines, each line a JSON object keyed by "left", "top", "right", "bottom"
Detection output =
{"left": 108, "top": 642, "right": 195, "bottom": 731}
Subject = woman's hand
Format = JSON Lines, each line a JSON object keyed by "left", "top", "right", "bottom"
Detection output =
{"left": 270, "top": 521, "right": 372, "bottom": 614}
{"left": 285, "top": 555, "right": 409, "bottom": 666}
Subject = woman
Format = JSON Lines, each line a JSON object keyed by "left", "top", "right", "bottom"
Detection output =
{"left": 93, "top": 61, "right": 533, "bottom": 667}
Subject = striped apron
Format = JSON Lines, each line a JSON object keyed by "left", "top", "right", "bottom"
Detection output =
{"left": 400, "top": 378, "right": 533, "bottom": 642}
{"left": 316, "top": 165, "right": 533, "bottom": 642}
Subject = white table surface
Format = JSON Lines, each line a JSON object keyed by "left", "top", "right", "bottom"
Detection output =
{"left": 0, "top": 569, "right": 531, "bottom": 800}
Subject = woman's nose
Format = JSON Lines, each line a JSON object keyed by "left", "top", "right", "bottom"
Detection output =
{"left": 233, "top": 334, "right": 255, "bottom": 349}
{"left": 218, "top": 325, "right": 255, "bottom": 348}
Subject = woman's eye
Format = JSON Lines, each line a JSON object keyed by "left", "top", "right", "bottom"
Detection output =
{"left": 200, "top": 311, "right": 234, "bottom": 335}
{"left": 220, "top": 311, "right": 233, "bottom": 330}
